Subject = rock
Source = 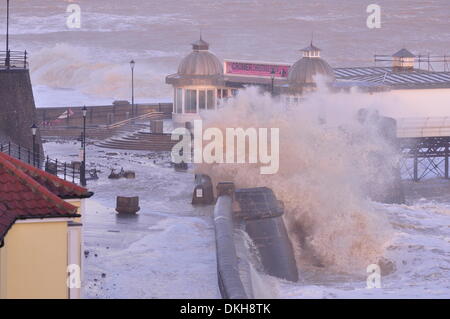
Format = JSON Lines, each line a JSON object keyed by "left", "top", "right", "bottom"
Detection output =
{"left": 123, "top": 170, "right": 136, "bottom": 179}
{"left": 71, "top": 161, "right": 82, "bottom": 170}
{"left": 174, "top": 161, "right": 188, "bottom": 172}
{"left": 108, "top": 168, "right": 121, "bottom": 179}
{"left": 116, "top": 196, "right": 140, "bottom": 214}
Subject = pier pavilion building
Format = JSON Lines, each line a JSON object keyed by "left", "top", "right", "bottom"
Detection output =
{"left": 166, "top": 38, "right": 450, "bottom": 125}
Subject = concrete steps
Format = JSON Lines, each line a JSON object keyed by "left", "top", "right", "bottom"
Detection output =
{"left": 96, "top": 132, "right": 179, "bottom": 151}
{"left": 41, "top": 123, "right": 146, "bottom": 140}
{"left": 40, "top": 112, "right": 164, "bottom": 141}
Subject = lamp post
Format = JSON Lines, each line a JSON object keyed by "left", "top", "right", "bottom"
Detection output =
{"left": 31, "top": 123, "right": 37, "bottom": 166}
{"left": 80, "top": 106, "right": 87, "bottom": 186}
{"left": 130, "top": 60, "right": 135, "bottom": 119}
{"left": 5, "top": 0, "right": 10, "bottom": 68}
{"left": 270, "top": 68, "right": 276, "bottom": 96}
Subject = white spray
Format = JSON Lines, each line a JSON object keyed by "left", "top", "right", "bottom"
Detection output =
{"left": 196, "top": 85, "right": 396, "bottom": 275}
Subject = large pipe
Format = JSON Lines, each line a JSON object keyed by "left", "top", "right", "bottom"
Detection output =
{"left": 213, "top": 182, "right": 248, "bottom": 299}
{"left": 235, "top": 187, "right": 298, "bottom": 282}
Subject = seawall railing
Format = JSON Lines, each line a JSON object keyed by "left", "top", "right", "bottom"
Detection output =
{"left": 0, "top": 141, "right": 82, "bottom": 184}
{"left": 0, "top": 50, "right": 28, "bottom": 69}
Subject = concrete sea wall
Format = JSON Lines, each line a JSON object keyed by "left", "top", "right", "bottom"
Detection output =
{"left": 0, "top": 69, "right": 42, "bottom": 149}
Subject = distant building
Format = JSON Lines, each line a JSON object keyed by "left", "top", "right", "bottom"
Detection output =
{"left": 166, "top": 38, "right": 450, "bottom": 125}
{"left": 281, "top": 42, "right": 335, "bottom": 99}
{"left": 0, "top": 153, "right": 93, "bottom": 299}
{"left": 392, "top": 48, "right": 416, "bottom": 72}
{"left": 166, "top": 38, "right": 226, "bottom": 124}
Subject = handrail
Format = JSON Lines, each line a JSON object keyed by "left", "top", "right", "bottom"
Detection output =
{"left": 39, "top": 111, "right": 163, "bottom": 131}
{"left": 105, "top": 111, "right": 165, "bottom": 129}
{"left": 0, "top": 50, "right": 28, "bottom": 69}
{"left": 0, "top": 141, "right": 81, "bottom": 184}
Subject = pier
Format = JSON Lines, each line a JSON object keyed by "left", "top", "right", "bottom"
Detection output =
{"left": 398, "top": 117, "right": 450, "bottom": 181}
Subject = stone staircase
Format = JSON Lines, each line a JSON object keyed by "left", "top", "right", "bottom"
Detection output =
{"left": 40, "top": 111, "right": 164, "bottom": 141}
{"left": 96, "top": 131, "right": 179, "bottom": 151}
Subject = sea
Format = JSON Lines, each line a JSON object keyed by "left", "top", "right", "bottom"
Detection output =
{"left": 1, "top": 0, "right": 449, "bottom": 107}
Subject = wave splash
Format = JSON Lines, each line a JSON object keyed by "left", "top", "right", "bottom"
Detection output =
{"left": 29, "top": 43, "right": 171, "bottom": 102}
{"left": 196, "top": 86, "right": 395, "bottom": 275}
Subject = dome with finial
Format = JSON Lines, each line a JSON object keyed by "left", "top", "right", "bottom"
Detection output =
{"left": 177, "top": 37, "right": 223, "bottom": 76}
{"left": 288, "top": 41, "right": 335, "bottom": 86}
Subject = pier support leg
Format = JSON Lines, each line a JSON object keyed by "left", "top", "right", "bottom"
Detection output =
{"left": 414, "top": 155, "right": 419, "bottom": 182}
{"left": 446, "top": 146, "right": 449, "bottom": 179}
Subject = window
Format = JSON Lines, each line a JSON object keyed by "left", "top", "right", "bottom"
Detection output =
{"left": 207, "top": 90, "right": 215, "bottom": 110}
{"left": 199, "top": 90, "right": 206, "bottom": 110}
{"left": 173, "top": 89, "right": 176, "bottom": 113}
{"left": 185, "top": 89, "right": 197, "bottom": 113}
{"left": 176, "top": 88, "right": 183, "bottom": 113}
{"left": 222, "top": 89, "right": 228, "bottom": 99}
{"left": 217, "top": 89, "right": 222, "bottom": 99}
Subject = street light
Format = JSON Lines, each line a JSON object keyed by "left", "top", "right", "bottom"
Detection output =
{"left": 31, "top": 123, "right": 37, "bottom": 166}
{"left": 270, "top": 68, "right": 276, "bottom": 96}
{"left": 5, "top": 0, "right": 10, "bottom": 68}
{"left": 130, "top": 60, "right": 135, "bottom": 119}
{"left": 80, "top": 106, "right": 87, "bottom": 186}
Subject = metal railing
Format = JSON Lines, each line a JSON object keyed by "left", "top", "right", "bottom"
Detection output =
{"left": 105, "top": 111, "right": 165, "bottom": 129}
{"left": 0, "top": 141, "right": 81, "bottom": 184}
{"left": 0, "top": 50, "right": 28, "bottom": 69}
{"left": 374, "top": 53, "right": 450, "bottom": 72}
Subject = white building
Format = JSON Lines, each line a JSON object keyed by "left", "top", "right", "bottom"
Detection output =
{"left": 165, "top": 38, "right": 231, "bottom": 124}
{"left": 166, "top": 39, "right": 450, "bottom": 125}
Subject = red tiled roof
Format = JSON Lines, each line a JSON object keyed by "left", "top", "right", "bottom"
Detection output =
{"left": 0, "top": 152, "right": 91, "bottom": 199}
{"left": 0, "top": 153, "right": 80, "bottom": 242}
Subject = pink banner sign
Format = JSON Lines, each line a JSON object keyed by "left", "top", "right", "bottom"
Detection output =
{"left": 225, "top": 61, "right": 290, "bottom": 78}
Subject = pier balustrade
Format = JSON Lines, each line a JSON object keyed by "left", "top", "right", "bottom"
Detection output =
{"left": 0, "top": 50, "right": 28, "bottom": 69}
